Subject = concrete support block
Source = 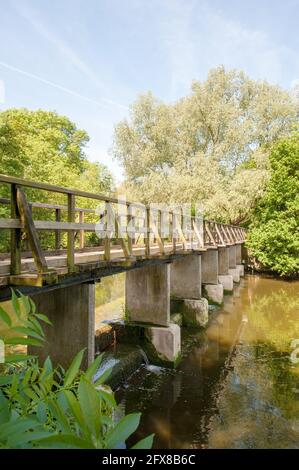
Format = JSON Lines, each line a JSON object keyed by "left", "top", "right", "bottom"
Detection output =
{"left": 228, "top": 267, "right": 240, "bottom": 283}
{"left": 229, "top": 245, "right": 237, "bottom": 268}
{"left": 218, "top": 274, "right": 234, "bottom": 293}
{"left": 126, "top": 264, "right": 170, "bottom": 326}
{"left": 170, "top": 254, "right": 201, "bottom": 299}
{"left": 218, "top": 247, "right": 229, "bottom": 275}
{"left": 145, "top": 323, "right": 181, "bottom": 367}
{"left": 237, "top": 264, "right": 245, "bottom": 277}
{"left": 203, "top": 283, "right": 224, "bottom": 305}
{"left": 201, "top": 249, "right": 218, "bottom": 284}
{"left": 30, "top": 283, "right": 95, "bottom": 369}
{"left": 181, "top": 298, "right": 209, "bottom": 327}
{"left": 236, "top": 244, "right": 242, "bottom": 264}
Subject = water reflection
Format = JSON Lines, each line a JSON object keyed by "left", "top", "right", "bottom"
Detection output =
{"left": 115, "top": 275, "right": 299, "bottom": 449}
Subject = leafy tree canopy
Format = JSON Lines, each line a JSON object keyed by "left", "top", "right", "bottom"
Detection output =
{"left": 0, "top": 108, "right": 113, "bottom": 198}
{"left": 113, "top": 67, "right": 298, "bottom": 223}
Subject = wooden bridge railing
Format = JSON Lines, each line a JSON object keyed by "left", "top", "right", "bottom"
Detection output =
{"left": 0, "top": 174, "right": 246, "bottom": 286}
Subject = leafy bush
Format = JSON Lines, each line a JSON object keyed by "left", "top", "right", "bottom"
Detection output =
{"left": 247, "top": 131, "right": 299, "bottom": 277}
{"left": 0, "top": 291, "right": 153, "bottom": 449}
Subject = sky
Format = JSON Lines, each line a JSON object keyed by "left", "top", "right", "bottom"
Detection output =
{"left": 0, "top": 0, "right": 298, "bottom": 182}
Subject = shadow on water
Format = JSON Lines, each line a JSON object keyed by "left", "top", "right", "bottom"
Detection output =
{"left": 113, "top": 275, "right": 299, "bottom": 449}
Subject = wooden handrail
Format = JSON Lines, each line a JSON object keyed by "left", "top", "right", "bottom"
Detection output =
{"left": 0, "top": 173, "right": 247, "bottom": 286}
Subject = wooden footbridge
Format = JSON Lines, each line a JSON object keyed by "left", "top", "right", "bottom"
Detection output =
{"left": 0, "top": 174, "right": 247, "bottom": 368}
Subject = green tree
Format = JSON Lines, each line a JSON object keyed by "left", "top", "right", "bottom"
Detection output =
{"left": 113, "top": 67, "right": 297, "bottom": 223}
{"left": 0, "top": 108, "right": 112, "bottom": 194}
{"left": 247, "top": 131, "right": 299, "bottom": 277}
{"left": 0, "top": 108, "right": 114, "bottom": 251}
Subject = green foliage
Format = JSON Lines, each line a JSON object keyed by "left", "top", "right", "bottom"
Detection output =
{"left": 113, "top": 67, "right": 297, "bottom": 223}
{"left": 247, "top": 132, "right": 299, "bottom": 277}
{"left": 0, "top": 108, "right": 114, "bottom": 251}
{"left": 0, "top": 291, "right": 153, "bottom": 449}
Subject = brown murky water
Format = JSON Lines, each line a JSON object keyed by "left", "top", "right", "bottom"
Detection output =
{"left": 115, "top": 275, "right": 299, "bottom": 449}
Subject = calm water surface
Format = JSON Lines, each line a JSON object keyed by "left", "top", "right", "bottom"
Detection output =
{"left": 112, "top": 275, "right": 299, "bottom": 449}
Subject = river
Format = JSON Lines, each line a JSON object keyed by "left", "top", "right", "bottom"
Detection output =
{"left": 96, "top": 274, "right": 299, "bottom": 449}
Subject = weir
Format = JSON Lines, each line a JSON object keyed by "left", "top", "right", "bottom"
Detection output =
{"left": 0, "top": 174, "right": 247, "bottom": 369}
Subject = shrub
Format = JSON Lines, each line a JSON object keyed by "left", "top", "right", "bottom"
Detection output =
{"left": 247, "top": 132, "right": 299, "bottom": 278}
{"left": 0, "top": 291, "right": 153, "bottom": 449}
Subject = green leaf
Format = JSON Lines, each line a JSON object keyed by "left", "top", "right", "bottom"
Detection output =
{"left": 17, "top": 292, "right": 31, "bottom": 316}
{"left": 5, "top": 337, "right": 43, "bottom": 347}
{"left": 64, "top": 349, "right": 85, "bottom": 387}
{"left": 45, "top": 399, "right": 71, "bottom": 433}
{"left": 0, "top": 375, "right": 14, "bottom": 386}
{"left": 36, "top": 402, "right": 48, "bottom": 424}
{"left": 132, "top": 434, "right": 154, "bottom": 449}
{"left": 63, "top": 390, "right": 88, "bottom": 434}
{"left": 94, "top": 366, "right": 113, "bottom": 386}
{"left": 34, "top": 433, "right": 92, "bottom": 449}
{"left": 106, "top": 413, "right": 141, "bottom": 449}
{"left": 5, "top": 354, "right": 36, "bottom": 363}
{"left": 0, "top": 418, "right": 40, "bottom": 440}
{"left": 34, "top": 313, "right": 52, "bottom": 325}
{"left": 10, "top": 289, "right": 21, "bottom": 319}
{"left": 83, "top": 353, "right": 103, "bottom": 382}
{"left": 78, "top": 377, "right": 103, "bottom": 439}
{"left": 96, "top": 389, "right": 116, "bottom": 408}
{"left": 0, "top": 306, "right": 12, "bottom": 327}
{"left": 27, "top": 317, "right": 44, "bottom": 337}
{"left": 11, "top": 326, "right": 44, "bottom": 341}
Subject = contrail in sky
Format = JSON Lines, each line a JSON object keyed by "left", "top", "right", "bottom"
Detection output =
{"left": 0, "top": 60, "right": 128, "bottom": 111}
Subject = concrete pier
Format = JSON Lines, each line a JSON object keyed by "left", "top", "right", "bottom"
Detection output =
{"left": 126, "top": 264, "right": 170, "bottom": 326}
{"left": 202, "top": 248, "right": 224, "bottom": 305}
{"left": 218, "top": 247, "right": 229, "bottom": 275}
{"left": 228, "top": 245, "right": 240, "bottom": 282}
{"left": 236, "top": 244, "right": 242, "bottom": 264}
{"left": 229, "top": 245, "right": 237, "bottom": 268}
{"left": 170, "top": 254, "right": 201, "bottom": 299}
{"left": 218, "top": 246, "right": 233, "bottom": 293}
{"left": 201, "top": 249, "right": 218, "bottom": 284}
{"left": 30, "top": 283, "right": 95, "bottom": 369}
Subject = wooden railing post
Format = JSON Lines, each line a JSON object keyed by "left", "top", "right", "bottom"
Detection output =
{"left": 127, "top": 204, "right": 133, "bottom": 255}
{"left": 104, "top": 201, "right": 111, "bottom": 261}
{"left": 171, "top": 211, "right": 176, "bottom": 253}
{"left": 67, "top": 193, "right": 75, "bottom": 271}
{"left": 145, "top": 207, "right": 150, "bottom": 257}
{"left": 79, "top": 210, "right": 85, "bottom": 249}
{"left": 16, "top": 186, "right": 48, "bottom": 275}
{"left": 55, "top": 208, "right": 61, "bottom": 249}
{"left": 10, "top": 184, "right": 21, "bottom": 275}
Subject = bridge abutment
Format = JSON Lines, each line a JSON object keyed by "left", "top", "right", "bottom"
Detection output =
{"left": 29, "top": 282, "right": 95, "bottom": 369}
